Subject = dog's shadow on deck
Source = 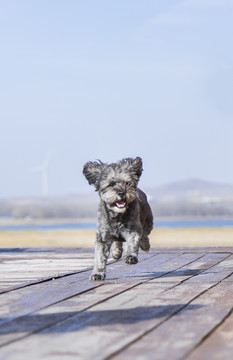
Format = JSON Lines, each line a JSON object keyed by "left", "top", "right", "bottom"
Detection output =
{"left": 0, "top": 304, "right": 203, "bottom": 335}
{"left": 108, "top": 269, "right": 204, "bottom": 281}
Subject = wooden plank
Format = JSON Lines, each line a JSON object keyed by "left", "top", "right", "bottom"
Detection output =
{"left": 0, "top": 252, "right": 225, "bottom": 348}
{"left": 151, "top": 253, "right": 229, "bottom": 283}
{"left": 0, "top": 282, "right": 214, "bottom": 359}
{"left": 187, "top": 310, "right": 233, "bottom": 360}
{"left": 0, "top": 249, "right": 95, "bottom": 293}
{"left": 0, "top": 281, "right": 174, "bottom": 348}
{"left": 150, "top": 247, "right": 233, "bottom": 253}
{"left": 0, "top": 254, "right": 231, "bottom": 359}
{"left": 0, "top": 250, "right": 158, "bottom": 297}
{"left": 1, "top": 247, "right": 226, "bottom": 293}
{"left": 0, "top": 278, "right": 102, "bottom": 325}
{"left": 110, "top": 258, "right": 233, "bottom": 360}
{"left": 222, "top": 273, "right": 233, "bottom": 281}
{"left": 105, "top": 252, "right": 184, "bottom": 282}
{"left": 0, "top": 249, "right": 157, "bottom": 293}
{"left": 187, "top": 254, "right": 233, "bottom": 283}
{"left": 0, "top": 253, "right": 179, "bottom": 323}
{"left": 113, "top": 282, "right": 233, "bottom": 360}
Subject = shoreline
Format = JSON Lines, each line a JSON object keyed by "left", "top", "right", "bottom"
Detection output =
{"left": 0, "top": 227, "right": 233, "bottom": 248}
{"left": 1, "top": 215, "right": 233, "bottom": 226}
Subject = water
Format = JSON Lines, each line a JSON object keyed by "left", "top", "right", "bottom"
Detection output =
{"left": 156, "top": 219, "right": 233, "bottom": 228}
{"left": 1, "top": 219, "right": 233, "bottom": 231}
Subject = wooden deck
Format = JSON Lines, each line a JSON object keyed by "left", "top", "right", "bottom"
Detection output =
{"left": 1, "top": 247, "right": 233, "bottom": 359}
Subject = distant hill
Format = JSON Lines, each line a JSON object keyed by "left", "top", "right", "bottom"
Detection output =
{"left": 146, "top": 179, "right": 233, "bottom": 203}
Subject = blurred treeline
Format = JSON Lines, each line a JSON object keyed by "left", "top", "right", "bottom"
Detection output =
{"left": 1, "top": 196, "right": 233, "bottom": 219}
{"left": 2, "top": 179, "right": 233, "bottom": 219}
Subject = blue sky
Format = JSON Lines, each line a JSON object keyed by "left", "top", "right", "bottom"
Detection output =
{"left": 0, "top": 0, "right": 233, "bottom": 197}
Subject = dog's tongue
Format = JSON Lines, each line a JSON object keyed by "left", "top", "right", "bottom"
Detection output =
{"left": 116, "top": 201, "right": 125, "bottom": 208}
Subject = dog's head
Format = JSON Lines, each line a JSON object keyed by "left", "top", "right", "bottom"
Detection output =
{"left": 83, "top": 157, "right": 143, "bottom": 213}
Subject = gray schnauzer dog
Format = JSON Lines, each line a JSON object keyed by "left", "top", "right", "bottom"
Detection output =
{"left": 83, "top": 157, "right": 153, "bottom": 280}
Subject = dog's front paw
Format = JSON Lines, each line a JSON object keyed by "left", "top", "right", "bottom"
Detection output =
{"left": 90, "top": 272, "right": 106, "bottom": 281}
{"left": 124, "top": 255, "right": 138, "bottom": 265}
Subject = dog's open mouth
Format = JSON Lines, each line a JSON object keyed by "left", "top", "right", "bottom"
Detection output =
{"left": 116, "top": 201, "right": 126, "bottom": 209}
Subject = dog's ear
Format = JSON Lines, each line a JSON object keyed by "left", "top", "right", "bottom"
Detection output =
{"left": 130, "top": 157, "right": 143, "bottom": 181}
{"left": 120, "top": 157, "right": 143, "bottom": 183}
{"left": 83, "top": 161, "right": 104, "bottom": 189}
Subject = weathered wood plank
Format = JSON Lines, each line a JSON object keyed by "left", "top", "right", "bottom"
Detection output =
{"left": 1, "top": 247, "right": 230, "bottom": 293}
{"left": 0, "top": 252, "right": 225, "bottom": 348}
{"left": 0, "top": 249, "right": 95, "bottom": 293}
{"left": 0, "top": 253, "right": 178, "bottom": 323}
{"left": 0, "top": 282, "right": 214, "bottom": 359}
{"left": 186, "top": 254, "right": 233, "bottom": 283}
{"left": 113, "top": 282, "right": 233, "bottom": 360}
{"left": 0, "top": 254, "right": 199, "bottom": 339}
{"left": 187, "top": 310, "right": 233, "bottom": 360}
{"left": 105, "top": 252, "right": 184, "bottom": 282}
{"left": 0, "top": 281, "right": 174, "bottom": 348}
{"left": 150, "top": 247, "right": 233, "bottom": 253}
{"left": 0, "top": 249, "right": 157, "bottom": 293}
{"left": 110, "top": 257, "right": 233, "bottom": 360}
{"left": 0, "top": 248, "right": 232, "bottom": 360}
{"left": 1, "top": 253, "right": 232, "bottom": 360}
{"left": 151, "top": 253, "right": 228, "bottom": 283}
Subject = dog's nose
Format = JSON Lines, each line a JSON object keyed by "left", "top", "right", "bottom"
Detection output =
{"left": 118, "top": 191, "right": 125, "bottom": 197}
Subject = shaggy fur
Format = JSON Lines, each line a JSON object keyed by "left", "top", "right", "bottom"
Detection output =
{"left": 83, "top": 157, "right": 153, "bottom": 280}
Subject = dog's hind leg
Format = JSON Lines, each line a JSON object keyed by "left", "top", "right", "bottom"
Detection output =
{"left": 139, "top": 235, "right": 150, "bottom": 252}
{"left": 111, "top": 241, "right": 123, "bottom": 260}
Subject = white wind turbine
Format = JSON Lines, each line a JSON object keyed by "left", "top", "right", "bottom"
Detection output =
{"left": 31, "top": 153, "right": 51, "bottom": 196}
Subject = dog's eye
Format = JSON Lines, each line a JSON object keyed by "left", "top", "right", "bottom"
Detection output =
{"left": 109, "top": 182, "right": 115, "bottom": 187}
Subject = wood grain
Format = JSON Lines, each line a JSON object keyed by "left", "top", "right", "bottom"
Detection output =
{"left": 0, "top": 247, "right": 233, "bottom": 360}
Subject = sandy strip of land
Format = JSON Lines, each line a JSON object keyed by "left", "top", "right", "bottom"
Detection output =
{"left": 0, "top": 228, "right": 233, "bottom": 248}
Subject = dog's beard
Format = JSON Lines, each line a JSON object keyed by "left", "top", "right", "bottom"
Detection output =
{"left": 100, "top": 189, "right": 136, "bottom": 214}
